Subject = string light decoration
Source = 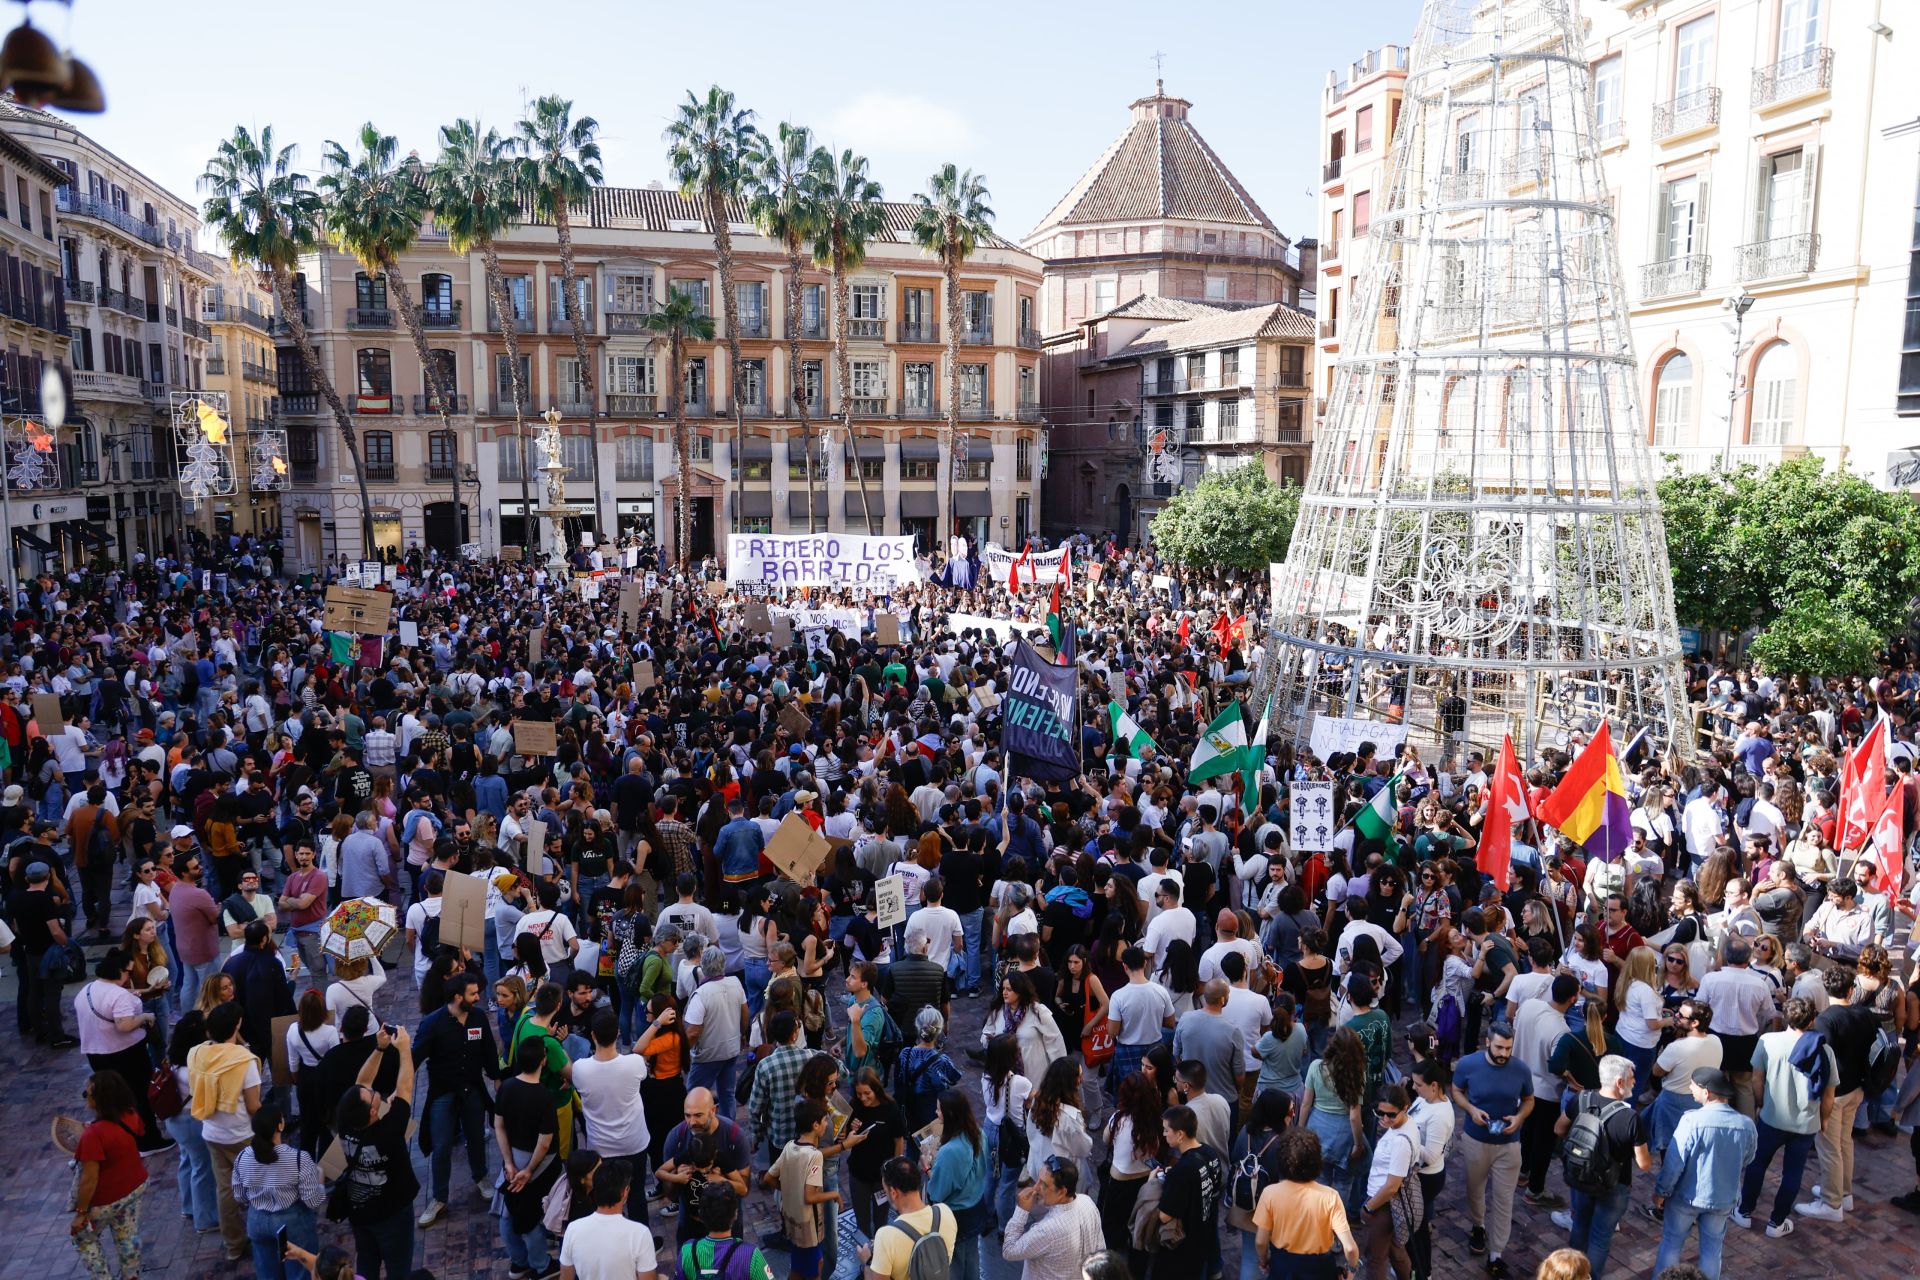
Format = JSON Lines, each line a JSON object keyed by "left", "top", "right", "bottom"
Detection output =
{"left": 172, "top": 390, "right": 236, "bottom": 499}
{"left": 248, "top": 426, "right": 289, "bottom": 491}
{"left": 2, "top": 414, "right": 58, "bottom": 490}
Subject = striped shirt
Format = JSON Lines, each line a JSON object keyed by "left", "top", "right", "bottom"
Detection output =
{"left": 232, "top": 1144, "right": 326, "bottom": 1214}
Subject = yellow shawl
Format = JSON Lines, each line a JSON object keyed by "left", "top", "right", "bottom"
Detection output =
{"left": 187, "top": 1040, "right": 256, "bottom": 1122}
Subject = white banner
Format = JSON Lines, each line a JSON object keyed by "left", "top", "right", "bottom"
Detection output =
{"left": 941, "top": 611, "right": 1045, "bottom": 645}
{"left": 980, "top": 543, "right": 1062, "bottom": 586}
{"left": 1308, "top": 715, "right": 1410, "bottom": 763}
{"left": 726, "top": 534, "right": 919, "bottom": 587}
{"left": 1289, "top": 780, "right": 1336, "bottom": 852}
{"left": 772, "top": 606, "right": 863, "bottom": 638}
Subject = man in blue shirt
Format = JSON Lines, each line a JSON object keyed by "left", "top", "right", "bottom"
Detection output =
{"left": 1449, "top": 1023, "right": 1532, "bottom": 1279}
{"left": 713, "top": 796, "right": 766, "bottom": 891}
{"left": 1654, "top": 1067, "right": 1759, "bottom": 1279}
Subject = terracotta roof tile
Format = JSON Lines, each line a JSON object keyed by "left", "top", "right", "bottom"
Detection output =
{"left": 1029, "top": 104, "right": 1275, "bottom": 238}
{"left": 1105, "top": 301, "right": 1314, "bottom": 360}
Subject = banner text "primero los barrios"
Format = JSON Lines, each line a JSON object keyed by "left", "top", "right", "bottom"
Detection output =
{"left": 725, "top": 534, "right": 920, "bottom": 588}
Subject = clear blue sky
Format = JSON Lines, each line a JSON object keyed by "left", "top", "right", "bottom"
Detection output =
{"left": 66, "top": 0, "right": 1424, "bottom": 246}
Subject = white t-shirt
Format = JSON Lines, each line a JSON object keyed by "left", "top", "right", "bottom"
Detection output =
{"left": 286, "top": 1021, "right": 341, "bottom": 1072}
{"left": 1655, "top": 1034, "right": 1723, "bottom": 1095}
{"left": 1618, "top": 979, "right": 1665, "bottom": 1049}
{"left": 326, "top": 962, "right": 387, "bottom": 1025}
{"left": 1141, "top": 905, "right": 1196, "bottom": 969}
{"left": 1366, "top": 1124, "right": 1418, "bottom": 1199}
{"left": 1504, "top": 971, "right": 1553, "bottom": 1012}
{"left": 559, "top": 1209, "right": 659, "bottom": 1280}
{"left": 658, "top": 902, "right": 717, "bottom": 944}
{"left": 571, "top": 1053, "right": 652, "bottom": 1157}
{"left": 130, "top": 881, "right": 165, "bottom": 924}
{"left": 981, "top": 1072, "right": 1032, "bottom": 1127}
{"left": 904, "top": 905, "right": 963, "bottom": 970}
{"left": 1107, "top": 979, "right": 1176, "bottom": 1046}
{"left": 1197, "top": 937, "right": 1260, "bottom": 985}
{"left": 1221, "top": 985, "right": 1273, "bottom": 1070}
{"left": 405, "top": 897, "right": 443, "bottom": 979}
{"left": 516, "top": 909, "right": 578, "bottom": 965}
{"left": 200, "top": 1059, "right": 263, "bottom": 1145}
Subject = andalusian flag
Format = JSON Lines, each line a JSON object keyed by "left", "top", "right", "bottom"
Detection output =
{"left": 1189, "top": 701, "right": 1249, "bottom": 783}
{"left": 1109, "top": 700, "right": 1159, "bottom": 757}
{"left": 1353, "top": 772, "right": 1405, "bottom": 840}
{"left": 1240, "top": 696, "right": 1272, "bottom": 815}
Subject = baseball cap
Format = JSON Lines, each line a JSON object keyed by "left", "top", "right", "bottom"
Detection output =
{"left": 1691, "top": 1067, "right": 1735, "bottom": 1098}
{"left": 170, "top": 824, "right": 194, "bottom": 840}
{"left": 1, "top": 784, "right": 21, "bottom": 805}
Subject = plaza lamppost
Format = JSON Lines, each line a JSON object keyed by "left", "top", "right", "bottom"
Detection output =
{"left": 1721, "top": 293, "right": 1757, "bottom": 469}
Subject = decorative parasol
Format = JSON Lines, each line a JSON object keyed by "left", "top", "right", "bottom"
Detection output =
{"left": 320, "top": 897, "right": 399, "bottom": 962}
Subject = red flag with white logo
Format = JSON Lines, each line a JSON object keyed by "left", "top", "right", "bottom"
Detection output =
{"left": 1840, "top": 718, "right": 1889, "bottom": 851}
{"left": 1479, "top": 734, "right": 1528, "bottom": 891}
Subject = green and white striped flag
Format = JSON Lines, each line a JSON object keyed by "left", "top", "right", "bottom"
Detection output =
{"left": 1353, "top": 772, "right": 1405, "bottom": 839}
{"left": 1188, "top": 700, "right": 1249, "bottom": 783}
{"left": 1108, "top": 700, "right": 1159, "bottom": 757}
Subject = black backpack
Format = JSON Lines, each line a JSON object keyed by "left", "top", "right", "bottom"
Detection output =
{"left": 1230, "top": 1131, "right": 1282, "bottom": 1213}
{"left": 1866, "top": 1023, "right": 1901, "bottom": 1098}
{"left": 1562, "top": 1091, "right": 1629, "bottom": 1195}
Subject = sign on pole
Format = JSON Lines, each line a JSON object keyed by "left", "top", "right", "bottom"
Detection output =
{"left": 1289, "top": 780, "right": 1336, "bottom": 852}
{"left": 874, "top": 874, "right": 907, "bottom": 929}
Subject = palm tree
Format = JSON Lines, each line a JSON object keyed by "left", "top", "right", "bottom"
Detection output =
{"left": 428, "top": 118, "right": 534, "bottom": 557}
{"left": 200, "top": 126, "right": 377, "bottom": 554}
{"left": 808, "top": 148, "right": 886, "bottom": 535}
{"left": 745, "top": 122, "right": 824, "bottom": 532}
{"left": 665, "top": 86, "right": 762, "bottom": 545}
{"left": 514, "top": 96, "right": 606, "bottom": 540}
{"left": 316, "top": 123, "right": 467, "bottom": 553}
{"left": 911, "top": 165, "right": 994, "bottom": 543}
{"left": 646, "top": 292, "right": 716, "bottom": 566}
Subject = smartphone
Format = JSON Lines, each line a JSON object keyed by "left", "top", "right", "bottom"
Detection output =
{"left": 276, "top": 1226, "right": 290, "bottom": 1258}
{"left": 383, "top": 1023, "right": 398, "bottom": 1037}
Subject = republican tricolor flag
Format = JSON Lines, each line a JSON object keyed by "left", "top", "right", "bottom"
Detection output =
{"left": 1537, "top": 721, "right": 1633, "bottom": 862}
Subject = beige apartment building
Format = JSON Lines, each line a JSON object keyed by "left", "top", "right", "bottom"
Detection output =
{"left": 275, "top": 189, "right": 1045, "bottom": 568}
{"left": 0, "top": 100, "right": 214, "bottom": 561}
{"left": 202, "top": 259, "right": 280, "bottom": 537}
{"left": 1318, "top": 5, "right": 1917, "bottom": 485}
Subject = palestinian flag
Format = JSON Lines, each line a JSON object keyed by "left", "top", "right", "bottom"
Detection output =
{"left": 1188, "top": 701, "right": 1249, "bottom": 783}
{"left": 1109, "top": 700, "right": 1159, "bottom": 757}
{"left": 1045, "top": 547, "right": 1072, "bottom": 649}
{"left": 1354, "top": 772, "right": 1405, "bottom": 840}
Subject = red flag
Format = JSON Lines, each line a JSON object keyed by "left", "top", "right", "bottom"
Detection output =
{"left": 1007, "top": 540, "right": 1032, "bottom": 593}
{"left": 1869, "top": 785, "right": 1906, "bottom": 897}
{"left": 1478, "top": 734, "right": 1529, "bottom": 891}
{"left": 1177, "top": 616, "right": 1191, "bottom": 646}
{"left": 1049, "top": 547, "right": 1072, "bottom": 617}
{"left": 1840, "top": 718, "right": 1889, "bottom": 850}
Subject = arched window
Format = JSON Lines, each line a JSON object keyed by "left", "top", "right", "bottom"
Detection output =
{"left": 1748, "top": 341, "right": 1796, "bottom": 446}
{"left": 421, "top": 272, "right": 454, "bottom": 322}
{"left": 1652, "top": 352, "right": 1692, "bottom": 446}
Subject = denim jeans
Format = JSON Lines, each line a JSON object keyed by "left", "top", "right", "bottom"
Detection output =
{"left": 957, "top": 908, "right": 985, "bottom": 991}
{"left": 247, "top": 1203, "right": 317, "bottom": 1280}
{"left": 427, "top": 1089, "right": 490, "bottom": 1202}
{"left": 165, "top": 1112, "right": 219, "bottom": 1231}
{"left": 498, "top": 1206, "right": 549, "bottom": 1274}
{"left": 481, "top": 918, "right": 501, "bottom": 987}
{"left": 349, "top": 1206, "right": 416, "bottom": 1280}
{"left": 289, "top": 927, "right": 328, "bottom": 994}
{"left": 178, "top": 956, "right": 222, "bottom": 1013}
{"left": 1655, "top": 1202, "right": 1730, "bottom": 1280}
{"left": 1567, "top": 1182, "right": 1631, "bottom": 1277}
{"left": 1739, "top": 1118, "right": 1815, "bottom": 1227}
{"left": 743, "top": 957, "right": 772, "bottom": 1019}
{"left": 688, "top": 1057, "right": 739, "bottom": 1119}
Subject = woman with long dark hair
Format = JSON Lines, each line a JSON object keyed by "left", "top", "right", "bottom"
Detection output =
{"left": 68, "top": 1070, "right": 151, "bottom": 1280}
{"left": 166, "top": 1011, "right": 220, "bottom": 1232}
{"left": 982, "top": 1033, "right": 1033, "bottom": 1226}
{"left": 926, "top": 1089, "right": 991, "bottom": 1280}
{"left": 638, "top": 993, "right": 688, "bottom": 1189}
{"left": 1301, "top": 1025, "right": 1367, "bottom": 1216}
{"left": 1024, "top": 1057, "right": 1093, "bottom": 1192}
{"left": 1101, "top": 1068, "right": 1165, "bottom": 1271}
{"left": 1229, "top": 1090, "right": 1296, "bottom": 1280}
{"left": 231, "top": 1103, "right": 323, "bottom": 1280}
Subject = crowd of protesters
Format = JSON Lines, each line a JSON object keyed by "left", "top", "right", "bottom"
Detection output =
{"left": 5, "top": 527, "right": 1919, "bottom": 1280}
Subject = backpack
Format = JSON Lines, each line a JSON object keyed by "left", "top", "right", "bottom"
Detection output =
{"left": 417, "top": 908, "right": 442, "bottom": 956}
{"left": 84, "top": 809, "right": 115, "bottom": 867}
{"left": 889, "top": 1204, "right": 950, "bottom": 1280}
{"left": 874, "top": 1004, "right": 907, "bottom": 1071}
{"left": 1298, "top": 963, "right": 1333, "bottom": 1024}
{"left": 1866, "top": 1023, "right": 1901, "bottom": 1098}
{"left": 616, "top": 936, "right": 648, "bottom": 996}
{"left": 1228, "top": 1131, "right": 1281, "bottom": 1229}
{"left": 1562, "top": 1091, "right": 1629, "bottom": 1195}
{"left": 680, "top": 1239, "right": 753, "bottom": 1280}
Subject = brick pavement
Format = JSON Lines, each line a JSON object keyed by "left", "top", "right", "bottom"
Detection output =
{"left": 5, "top": 908, "right": 1917, "bottom": 1279}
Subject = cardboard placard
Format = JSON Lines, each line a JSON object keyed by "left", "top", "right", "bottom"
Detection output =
{"left": 772, "top": 617, "right": 794, "bottom": 648}
{"left": 270, "top": 1013, "right": 297, "bottom": 1082}
{"left": 319, "top": 1136, "right": 348, "bottom": 1181}
{"left": 323, "top": 585, "right": 393, "bottom": 636}
{"left": 744, "top": 600, "right": 771, "bottom": 633}
{"left": 441, "top": 868, "right": 489, "bottom": 954}
{"left": 779, "top": 702, "right": 812, "bottom": 738}
{"left": 31, "top": 692, "right": 63, "bottom": 736}
{"left": 528, "top": 627, "right": 544, "bottom": 667}
{"left": 764, "top": 812, "right": 832, "bottom": 885}
{"left": 706, "top": 580, "right": 727, "bottom": 599}
{"left": 874, "top": 873, "right": 907, "bottom": 929}
{"left": 623, "top": 547, "right": 639, "bottom": 569}
{"left": 876, "top": 614, "right": 900, "bottom": 646}
{"left": 804, "top": 629, "right": 830, "bottom": 656}
{"left": 501, "top": 545, "right": 523, "bottom": 562}
{"left": 619, "top": 583, "right": 643, "bottom": 631}
{"left": 398, "top": 620, "right": 419, "bottom": 648}
{"left": 523, "top": 818, "right": 548, "bottom": 876}
{"left": 513, "top": 719, "right": 558, "bottom": 757}
{"left": 635, "top": 660, "right": 655, "bottom": 692}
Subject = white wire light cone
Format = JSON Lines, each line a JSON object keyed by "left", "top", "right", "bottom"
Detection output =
{"left": 1264, "top": 0, "right": 1687, "bottom": 762}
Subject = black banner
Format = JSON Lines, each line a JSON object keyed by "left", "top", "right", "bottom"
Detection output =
{"left": 1004, "top": 640, "right": 1079, "bottom": 782}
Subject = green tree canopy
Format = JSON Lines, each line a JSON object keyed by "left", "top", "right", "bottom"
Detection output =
{"left": 1150, "top": 464, "right": 1300, "bottom": 572}
{"left": 1658, "top": 456, "right": 1920, "bottom": 673}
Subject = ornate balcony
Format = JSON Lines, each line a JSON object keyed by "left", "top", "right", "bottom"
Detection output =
{"left": 1641, "top": 254, "right": 1711, "bottom": 299}
{"left": 349, "top": 307, "right": 394, "bottom": 329}
{"left": 898, "top": 322, "right": 938, "bottom": 343}
{"left": 960, "top": 325, "right": 994, "bottom": 346}
{"left": 421, "top": 303, "right": 462, "bottom": 330}
{"left": 899, "top": 400, "right": 940, "bottom": 419}
{"left": 849, "top": 318, "right": 883, "bottom": 340}
{"left": 1737, "top": 233, "right": 1819, "bottom": 282}
{"left": 1753, "top": 48, "right": 1831, "bottom": 108}
{"left": 1653, "top": 87, "right": 1720, "bottom": 141}
{"left": 411, "top": 393, "right": 470, "bottom": 415}
{"left": 607, "top": 393, "right": 658, "bottom": 416}
{"left": 607, "top": 312, "right": 654, "bottom": 335}
{"left": 1018, "top": 326, "right": 1042, "bottom": 350}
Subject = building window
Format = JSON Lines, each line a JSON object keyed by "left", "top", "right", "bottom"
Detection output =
{"left": 735, "top": 451, "right": 771, "bottom": 482}
{"left": 685, "top": 358, "right": 707, "bottom": 407}
{"left": 1902, "top": 161, "right": 1920, "bottom": 416}
{"left": 355, "top": 273, "right": 387, "bottom": 311}
{"left": 1016, "top": 438, "right": 1033, "bottom": 482}
{"left": 1094, "top": 278, "right": 1116, "bottom": 315}
{"left": 421, "top": 273, "right": 454, "bottom": 320}
{"left": 1355, "top": 104, "right": 1374, "bottom": 153}
{"left": 738, "top": 358, "right": 766, "bottom": 407}
{"left": 902, "top": 286, "right": 934, "bottom": 333}
{"left": 800, "top": 360, "right": 823, "bottom": 408}
{"left": 427, "top": 430, "right": 457, "bottom": 475}
{"left": 852, "top": 360, "right": 885, "bottom": 400}
{"left": 1592, "top": 55, "right": 1624, "bottom": 138}
{"left": 1205, "top": 277, "right": 1228, "bottom": 300}
{"left": 1673, "top": 15, "right": 1715, "bottom": 99}
{"left": 611, "top": 272, "right": 654, "bottom": 314}
{"left": 851, "top": 284, "right": 882, "bottom": 320}
{"left": 801, "top": 283, "right": 825, "bottom": 334}
{"left": 1455, "top": 116, "right": 1481, "bottom": 174}
{"left": 427, "top": 348, "right": 457, "bottom": 394}
{"left": 495, "top": 353, "right": 530, "bottom": 405}
{"left": 1219, "top": 399, "right": 1240, "bottom": 437}
{"left": 549, "top": 274, "right": 592, "bottom": 325}
{"left": 1660, "top": 176, "right": 1704, "bottom": 259}
{"left": 609, "top": 354, "right": 655, "bottom": 395}
{"left": 1220, "top": 349, "right": 1240, "bottom": 382}
{"left": 735, "top": 282, "right": 766, "bottom": 334}
{"left": 959, "top": 444, "right": 991, "bottom": 482}
{"left": 1019, "top": 366, "right": 1035, "bottom": 405}
{"left": 670, "top": 278, "right": 709, "bottom": 315}
{"left": 497, "top": 276, "right": 531, "bottom": 324}
{"left": 557, "top": 356, "right": 589, "bottom": 407}
{"left": 355, "top": 348, "right": 392, "bottom": 409}
{"left": 1756, "top": 148, "right": 1812, "bottom": 239}
{"left": 691, "top": 434, "right": 713, "bottom": 463}
{"left": 902, "top": 455, "right": 936, "bottom": 481}
{"left": 362, "top": 430, "right": 394, "bottom": 478}
{"left": 1748, "top": 342, "right": 1797, "bottom": 444}
{"left": 858, "top": 452, "right": 883, "bottom": 481}
{"left": 959, "top": 363, "right": 986, "bottom": 412}
{"left": 1275, "top": 345, "right": 1305, "bottom": 384}
{"left": 962, "top": 290, "right": 992, "bottom": 338}
{"left": 559, "top": 434, "right": 593, "bottom": 480}
{"left": 734, "top": 516, "right": 773, "bottom": 534}
{"left": 1778, "top": 0, "right": 1821, "bottom": 62}
{"left": 1353, "top": 190, "right": 1372, "bottom": 234}
{"left": 616, "top": 435, "right": 654, "bottom": 481}
{"left": 1018, "top": 295, "right": 1034, "bottom": 333}
{"left": 1652, "top": 352, "right": 1692, "bottom": 445}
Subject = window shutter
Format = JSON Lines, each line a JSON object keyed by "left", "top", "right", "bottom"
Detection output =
{"left": 1750, "top": 154, "right": 1774, "bottom": 244}
{"left": 1695, "top": 176, "right": 1710, "bottom": 255}
{"left": 1650, "top": 183, "right": 1671, "bottom": 263}
{"left": 1800, "top": 141, "right": 1821, "bottom": 243}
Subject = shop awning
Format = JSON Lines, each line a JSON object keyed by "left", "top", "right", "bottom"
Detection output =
{"left": 855, "top": 438, "right": 886, "bottom": 460}
{"left": 13, "top": 529, "right": 53, "bottom": 552}
{"left": 739, "top": 490, "right": 773, "bottom": 518}
{"left": 900, "top": 491, "right": 937, "bottom": 518}
{"left": 787, "top": 492, "right": 822, "bottom": 520}
{"left": 899, "top": 438, "right": 940, "bottom": 461}
{"left": 72, "top": 525, "right": 111, "bottom": 546}
{"left": 954, "top": 491, "right": 992, "bottom": 517}
{"left": 741, "top": 437, "right": 774, "bottom": 461}
{"left": 844, "top": 493, "right": 884, "bottom": 517}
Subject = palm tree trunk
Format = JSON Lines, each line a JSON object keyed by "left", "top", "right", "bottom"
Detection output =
{"left": 385, "top": 270, "right": 460, "bottom": 555}
{"left": 783, "top": 243, "right": 816, "bottom": 533}
{"left": 482, "top": 242, "right": 534, "bottom": 558}
{"left": 671, "top": 329, "right": 691, "bottom": 567}
{"left": 833, "top": 253, "right": 877, "bottom": 533}
{"left": 554, "top": 201, "right": 606, "bottom": 546}
{"left": 272, "top": 269, "right": 375, "bottom": 555}
{"left": 942, "top": 247, "right": 962, "bottom": 552}
{"left": 708, "top": 182, "right": 745, "bottom": 557}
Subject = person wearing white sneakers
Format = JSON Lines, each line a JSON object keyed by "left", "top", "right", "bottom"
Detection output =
{"left": 1799, "top": 965, "right": 1877, "bottom": 1221}
{"left": 1652, "top": 1068, "right": 1757, "bottom": 1280}
{"left": 1733, "top": 997, "right": 1835, "bottom": 1237}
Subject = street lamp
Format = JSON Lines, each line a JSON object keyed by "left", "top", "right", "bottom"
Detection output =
{"left": 1720, "top": 293, "right": 1756, "bottom": 469}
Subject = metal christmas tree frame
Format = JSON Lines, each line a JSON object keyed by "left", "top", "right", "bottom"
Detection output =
{"left": 1264, "top": 0, "right": 1688, "bottom": 762}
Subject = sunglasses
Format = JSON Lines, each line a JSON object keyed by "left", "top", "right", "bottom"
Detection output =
{"left": 1375, "top": 1108, "right": 1402, "bottom": 1120}
{"left": 137, "top": 866, "right": 155, "bottom": 874}
{"left": 1665, "top": 955, "right": 1685, "bottom": 963}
